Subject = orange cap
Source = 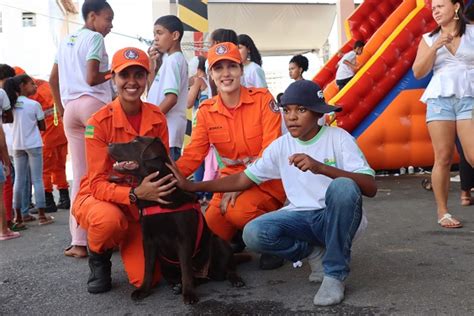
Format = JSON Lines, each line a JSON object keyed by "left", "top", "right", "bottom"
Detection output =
{"left": 107, "top": 47, "right": 150, "bottom": 79}
{"left": 13, "top": 66, "right": 26, "bottom": 75}
{"left": 207, "top": 42, "right": 242, "bottom": 69}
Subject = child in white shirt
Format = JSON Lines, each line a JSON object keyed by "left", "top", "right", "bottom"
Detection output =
{"left": 170, "top": 80, "right": 377, "bottom": 307}
{"left": 147, "top": 15, "right": 188, "bottom": 161}
{"left": 335, "top": 40, "right": 365, "bottom": 90}
{"left": 238, "top": 34, "right": 267, "bottom": 88}
{"left": 4, "top": 75, "right": 53, "bottom": 227}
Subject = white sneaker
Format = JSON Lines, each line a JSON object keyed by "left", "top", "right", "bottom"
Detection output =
{"left": 307, "top": 246, "right": 325, "bottom": 283}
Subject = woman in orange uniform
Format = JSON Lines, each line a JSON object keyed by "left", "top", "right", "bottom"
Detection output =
{"left": 176, "top": 42, "right": 286, "bottom": 268}
{"left": 73, "top": 47, "right": 175, "bottom": 294}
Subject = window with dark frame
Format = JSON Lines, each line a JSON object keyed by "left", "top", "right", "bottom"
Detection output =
{"left": 22, "top": 12, "right": 36, "bottom": 27}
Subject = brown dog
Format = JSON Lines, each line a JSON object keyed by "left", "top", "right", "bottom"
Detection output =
{"left": 108, "top": 136, "right": 245, "bottom": 304}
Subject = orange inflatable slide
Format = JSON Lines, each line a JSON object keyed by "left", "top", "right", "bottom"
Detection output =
{"left": 313, "top": 0, "right": 443, "bottom": 170}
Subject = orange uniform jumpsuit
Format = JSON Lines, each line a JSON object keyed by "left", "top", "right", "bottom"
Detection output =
{"left": 73, "top": 99, "right": 168, "bottom": 287}
{"left": 176, "top": 87, "right": 286, "bottom": 241}
{"left": 30, "top": 79, "right": 69, "bottom": 193}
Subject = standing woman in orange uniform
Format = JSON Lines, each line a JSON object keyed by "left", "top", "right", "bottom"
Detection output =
{"left": 73, "top": 47, "right": 175, "bottom": 294}
{"left": 175, "top": 42, "right": 286, "bottom": 267}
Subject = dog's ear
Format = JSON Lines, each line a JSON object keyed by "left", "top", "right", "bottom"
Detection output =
{"left": 140, "top": 137, "right": 169, "bottom": 162}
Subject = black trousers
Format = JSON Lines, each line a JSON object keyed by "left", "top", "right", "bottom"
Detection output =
{"left": 336, "top": 77, "right": 353, "bottom": 90}
{"left": 456, "top": 138, "right": 474, "bottom": 191}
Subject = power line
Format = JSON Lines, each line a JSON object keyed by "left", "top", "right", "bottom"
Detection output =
{"left": 0, "top": 2, "right": 205, "bottom": 49}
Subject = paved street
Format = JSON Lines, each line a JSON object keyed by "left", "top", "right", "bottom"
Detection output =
{"left": 1, "top": 175, "right": 474, "bottom": 315}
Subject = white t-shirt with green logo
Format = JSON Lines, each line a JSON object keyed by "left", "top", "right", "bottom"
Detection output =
{"left": 245, "top": 126, "right": 374, "bottom": 212}
{"left": 147, "top": 52, "right": 188, "bottom": 148}
{"left": 55, "top": 28, "right": 112, "bottom": 105}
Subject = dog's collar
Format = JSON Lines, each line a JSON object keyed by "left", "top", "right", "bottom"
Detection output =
{"left": 141, "top": 202, "right": 200, "bottom": 216}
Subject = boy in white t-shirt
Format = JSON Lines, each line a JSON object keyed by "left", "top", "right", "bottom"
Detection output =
{"left": 170, "top": 80, "right": 377, "bottom": 306}
{"left": 335, "top": 40, "right": 365, "bottom": 90}
{"left": 147, "top": 15, "right": 188, "bottom": 161}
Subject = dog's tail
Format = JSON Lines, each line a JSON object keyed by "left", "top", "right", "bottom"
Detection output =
{"left": 233, "top": 253, "right": 253, "bottom": 265}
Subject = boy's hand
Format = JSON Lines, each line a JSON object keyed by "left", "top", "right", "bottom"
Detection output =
{"left": 166, "top": 161, "right": 194, "bottom": 192}
{"left": 289, "top": 153, "right": 324, "bottom": 174}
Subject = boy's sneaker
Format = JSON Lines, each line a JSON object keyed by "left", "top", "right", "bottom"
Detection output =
{"left": 313, "top": 276, "right": 345, "bottom": 306}
{"left": 307, "top": 246, "right": 325, "bottom": 283}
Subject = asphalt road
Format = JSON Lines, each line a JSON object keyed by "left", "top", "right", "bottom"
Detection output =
{"left": 1, "top": 175, "right": 474, "bottom": 315}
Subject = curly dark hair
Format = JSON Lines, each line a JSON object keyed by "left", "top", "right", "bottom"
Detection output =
{"left": 289, "top": 55, "right": 309, "bottom": 72}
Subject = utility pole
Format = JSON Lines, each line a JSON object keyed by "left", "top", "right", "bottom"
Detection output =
{"left": 336, "top": 0, "right": 355, "bottom": 46}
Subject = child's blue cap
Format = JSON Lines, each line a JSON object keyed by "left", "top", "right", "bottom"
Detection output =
{"left": 280, "top": 80, "right": 341, "bottom": 114}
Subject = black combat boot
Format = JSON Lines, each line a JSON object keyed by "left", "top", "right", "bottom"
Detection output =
{"left": 87, "top": 249, "right": 113, "bottom": 294}
{"left": 56, "top": 189, "right": 70, "bottom": 209}
{"left": 259, "top": 254, "right": 284, "bottom": 270}
{"left": 44, "top": 191, "right": 57, "bottom": 213}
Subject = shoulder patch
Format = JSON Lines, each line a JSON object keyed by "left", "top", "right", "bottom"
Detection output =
{"left": 268, "top": 99, "right": 280, "bottom": 113}
{"left": 85, "top": 125, "right": 95, "bottom": 139}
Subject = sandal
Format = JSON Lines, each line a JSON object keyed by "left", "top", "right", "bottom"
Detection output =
{"left": 421, "top": 179, "right": 432, "bottom": 191}
{"left": 10, "top": 222, "right": 27, "bottom": 231}
{"left": 38, "top": 215, "right": 54, "bottom": 226}
{"left": 0, "top": 230, "right": 21, "bottom": 241}
{"left": 22, "top": 215, "right": 37, "bottom": 222}
{"left": 438, "top": 213, "right": 462, "bottom": 229}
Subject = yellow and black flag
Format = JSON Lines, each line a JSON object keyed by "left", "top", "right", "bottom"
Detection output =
{"left": 177, "top": 0, "right": 209, "bottom": 33}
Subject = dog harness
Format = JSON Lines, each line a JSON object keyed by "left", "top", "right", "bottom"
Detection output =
{"left": 141, "top": 202, "right": 203, "bottom": 265}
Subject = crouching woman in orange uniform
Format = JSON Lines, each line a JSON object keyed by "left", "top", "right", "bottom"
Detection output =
{"left": 73, "top": 47, "right": 176, "bottom": 294}
{"left": 175, "top": 42, "right": 286, "bottom": 267}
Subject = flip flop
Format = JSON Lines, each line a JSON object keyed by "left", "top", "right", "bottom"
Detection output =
{"left": 38, "top": 216, "right": 54, "bottom": 226}
{"left": 438, "top": 213, "right": 462, "bottom": 229}
{"left": 10, "top": 222, "right": 28, "bottom": 231}
{"left": 0, "top": 230, "right": 21, "bottom": 241}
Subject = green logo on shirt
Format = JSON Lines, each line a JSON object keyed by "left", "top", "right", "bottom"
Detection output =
{"left": 323, "top": 158, "right": 336, "bottom": 167}
{"left": 85, "top": 125, "right": 95, "bottom": 138}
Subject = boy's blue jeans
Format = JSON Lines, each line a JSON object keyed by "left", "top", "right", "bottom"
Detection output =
{"left": 243, "top": 177, "right": 362, "bottom": 281}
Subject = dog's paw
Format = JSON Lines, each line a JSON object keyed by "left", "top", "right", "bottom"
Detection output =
{"left": 229, "top": 274, "right": 245, "bottom": 288}
{"left": 131, "top": 288, "right": 150, "bottom": 301}
{"left": 183, "top": 292, "right": 199, "bottom": 305}
{"left": 170, "top": 283, "right": 182, "bottom": 295}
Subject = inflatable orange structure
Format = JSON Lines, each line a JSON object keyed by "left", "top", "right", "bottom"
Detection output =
{"left": 312, "top": 0, "right": 461, "bottom": 170}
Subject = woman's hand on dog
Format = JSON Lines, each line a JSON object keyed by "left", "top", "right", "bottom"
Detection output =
{"left": 134, "top": 171, "right": 176, "bottom": 204}
{"left": 220, "top": 191, "right": 241, "bottom": 215}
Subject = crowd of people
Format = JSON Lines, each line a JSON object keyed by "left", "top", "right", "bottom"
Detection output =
{"left": 0, "top": 0, "right": 473, "bottom": 308}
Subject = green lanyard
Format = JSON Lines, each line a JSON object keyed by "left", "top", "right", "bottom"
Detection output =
{"left": 53, "top": 104, "right": 59, "bottom": 126}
